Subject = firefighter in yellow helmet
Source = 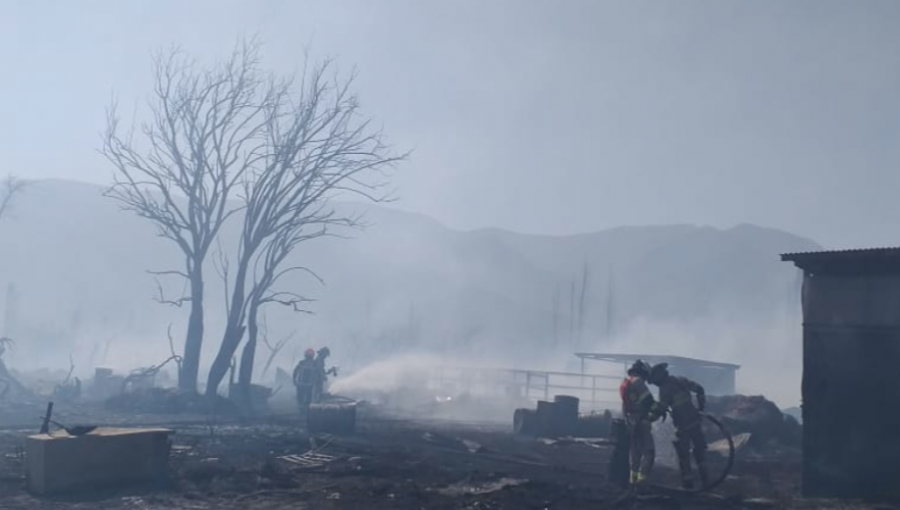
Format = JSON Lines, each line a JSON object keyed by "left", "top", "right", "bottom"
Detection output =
{"left": 648, "top": 362, "right": 709, "bottom": 490}
{"left": 619, "top": 359, "right": 661, "bottom": 487}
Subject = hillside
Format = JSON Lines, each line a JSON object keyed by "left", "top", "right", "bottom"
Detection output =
{"left": 0, "top": 180, "right": 818, "bottom": 403}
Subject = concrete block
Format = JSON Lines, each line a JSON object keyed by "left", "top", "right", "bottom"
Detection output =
{"left": 26, "top": 427, "right": 172, "bottom": 494}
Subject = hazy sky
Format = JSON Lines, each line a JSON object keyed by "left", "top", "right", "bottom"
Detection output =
{"left": 1, "top": 1, "right": 899, "bottom": 248}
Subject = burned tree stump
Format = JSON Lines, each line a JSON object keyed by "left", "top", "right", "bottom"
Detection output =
{"left": 307, "top": 403, "right": 357, "bottom": 435}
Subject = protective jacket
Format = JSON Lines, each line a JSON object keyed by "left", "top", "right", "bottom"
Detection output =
{"left": 652, "top": 376, "right": 706, "bottom": 429}
{"left": 620, "top": 375, "right": 655, "bottom": 420}
{"left": 293, "top": 359, "right": 317, "bottom": 387}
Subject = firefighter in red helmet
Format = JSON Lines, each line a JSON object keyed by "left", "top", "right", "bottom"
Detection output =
{"left": 620, "top": 359, "right": 661, "bottom": 487}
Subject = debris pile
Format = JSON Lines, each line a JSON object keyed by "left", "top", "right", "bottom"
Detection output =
{"left": 706, "top": 395, "right": 801, "bottom": 451}
{"left": 513, "top": 395, "right": 612, "bottom": 438}
{"left": 104, "top": 387, "right": 239, "bottom": 415}
{"left": 89, "top": 368, "right": 124, "bottom": 400}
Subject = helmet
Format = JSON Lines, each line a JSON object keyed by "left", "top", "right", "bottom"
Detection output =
{"left": 304, "top": 348, "right": 315, "bottom": 359}
{"left": 628, "top": 359, "right": 652, "bottom": 378}
{"left": 649, "top": 362, "right": 670, "bottom": 383}
{"left": 317, "top": 346, "right": 330, "bottom": 357}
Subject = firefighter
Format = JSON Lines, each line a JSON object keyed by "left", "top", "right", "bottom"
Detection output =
{"left": 293, "top": 348, "right": 317, "bottom": 413}
{"left": 619, "top": 359, "right": 660, "bottom": 487}
{"left": 313, "top": 346, "right": 337, "bottom": 402}
{"left": 648, "top": 362, "right": 709, "bottom": 490}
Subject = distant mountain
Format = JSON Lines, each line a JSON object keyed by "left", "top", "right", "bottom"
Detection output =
{"left": 0, "top": 180, "right": 818, "bottom": 403}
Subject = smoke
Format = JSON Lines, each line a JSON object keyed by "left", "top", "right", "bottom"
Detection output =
{"left": 329, "top": 352, "right": 446, "bottom": 397}
{"left": 328, "top": 352, "right": 536, "bottom": 422}
{"left": 587, "top": 312, "right": 802, "bottom": 407}
{"left": 324, "top": 303, "right": 803, "bottom": 425}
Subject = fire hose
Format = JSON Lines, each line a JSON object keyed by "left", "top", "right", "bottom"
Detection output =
{"left": 657, "top": 412, "right": 736, "bottom": 494}
{"left": 610, "top": 412, "right": 738, "bottom": 507}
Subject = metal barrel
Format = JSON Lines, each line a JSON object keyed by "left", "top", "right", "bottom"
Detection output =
{"left": 575, "top": 411, "right": 612, "bottom": 438}
{"left": 307, "top": 402, "right": 357, "bottom": 435}
{"left": 551, "top": 395, "right": 580, "bottom": 436}
{"left": 535, "top": 400, "right": 556, "bottom": 437}
{"left": 513, "top": 408, "right": 537, "bottom": 435}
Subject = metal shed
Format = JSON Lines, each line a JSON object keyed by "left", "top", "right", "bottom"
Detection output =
{"left": 574, "top": 352, "right": 739, "bottom": 396}
{"left": 782, "top": 247, "right": 900, "bottom": 501}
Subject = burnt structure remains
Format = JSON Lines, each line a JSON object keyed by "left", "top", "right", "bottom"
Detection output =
{"left": 575, "top": 353, "right": 739, "bottom": 396}
{"left": 782, "top": 247, "right": 900, "bottom": 501}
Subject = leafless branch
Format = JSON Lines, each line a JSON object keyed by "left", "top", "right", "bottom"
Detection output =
{"left": 62, "top": 354, "right": 75, "bottom": 386}
{"left": 260, "top": 291, "right": 316, "bottom": 313}
{"left": 205, "top": 47, "right": 406, "bottom": 395}
{"left": 0, "top": 175, "right": 29, "bottom": 222}
{"left": 153, "top": 278, "right": 190, "bottom": 308}
{"left": 148, "top": 269, "right": 190, "bottom": 279}
{"left": 122, "top": 354, "right": 183, "bottom": 393}
{"left": 259, "top": 316, "right": 294, "bottom": 378}
{"left": 167, "top": 324, "right": 183, "bottom": 373}
{"left": 102, "top": 38, "right": 277, "bottom": 390}
{"left": 213, "top": 237, "right": 232, "bottom": 312}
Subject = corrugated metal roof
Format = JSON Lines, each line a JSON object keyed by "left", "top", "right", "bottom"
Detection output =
{"left": 574, "top": 352, "right": 740, "bottom": 370}
{"left": 781, "top": 247, "right": 900, "bottom": 259}
{"left": 781, "top": 247, "right": 900, "bottom": 274}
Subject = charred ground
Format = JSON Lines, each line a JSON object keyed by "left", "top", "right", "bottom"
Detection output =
{"left": 0, "top": 399, "right": 883, "bottom": 510}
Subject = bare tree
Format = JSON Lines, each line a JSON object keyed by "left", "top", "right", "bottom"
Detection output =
{"left": 569, "top": 279, "right": 576, "bottom": 345}
{"left": 551, "top": 286, "right": 560, "bottom": 346}
{"left": 605, "top": 267, "right": 616, "bottom": 341}
{"left": 207, "top": 58, "right": 404, "bottom": 399}
{"left": 257, "top": 315, "right": 295, "bottom": 380}
{"left": 102, "top": 39, "right": 277, "bottom": 392}
{"left": 577, "top": 262, "right": 590, "bottom": 349}
{"left": 0, "top": 175, "right": 28, "bottom": 222}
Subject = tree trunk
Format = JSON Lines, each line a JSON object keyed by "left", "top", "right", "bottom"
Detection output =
{"left": 239, "top": 301, "right": 259, "bottom": 387}
{"left": 577, "top": 263, "right": 589, "bottom": 349}
{"left": 569, "top": 279, "right": 576, "bottom": 346}
{"left": 235, "top": 300, "right": 260, "bottom": 413}
{"left": 205, "top": 263, "right": 249, "bottom": 398}
{"left": 552, "top": 287, "right": 559, "bottom": 346}
{"left": 179, "top": 268, "right": 205, "bottom": 393}
{"left": 206, "top": 324, "right": 245, "bottom": 398}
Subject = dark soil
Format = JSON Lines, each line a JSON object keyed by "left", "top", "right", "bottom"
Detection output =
{"left": 0, "top": 403, "right": 882, "bottom": 510}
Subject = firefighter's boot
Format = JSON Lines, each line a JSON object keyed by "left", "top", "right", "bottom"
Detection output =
{"left": 629, "top": 471, "right": 647, "bottom": 494}
{"left": 697, "top": 462, "right": 710, "bottom": 490}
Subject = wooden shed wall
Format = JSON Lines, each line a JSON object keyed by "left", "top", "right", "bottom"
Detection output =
{"left": 801, "top": 273, "right": 900, "bottom": 500}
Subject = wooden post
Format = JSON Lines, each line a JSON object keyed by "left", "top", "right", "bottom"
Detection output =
{"left": 39, "top": 402, "right": 53, "bottom": 435}
{"left": 609, "top": 419, "right": 630, "bottom": 487}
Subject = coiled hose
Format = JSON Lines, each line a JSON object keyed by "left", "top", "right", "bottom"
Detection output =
{"left": 688, "top": 412, "right": 735, "bottom": 493}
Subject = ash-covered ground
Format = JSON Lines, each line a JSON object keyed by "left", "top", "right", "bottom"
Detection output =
{"left": 0, "top": 394, "right": 885, "bottom": 510}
